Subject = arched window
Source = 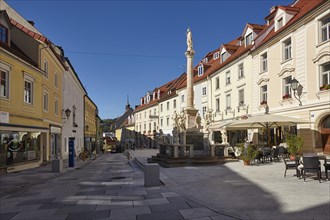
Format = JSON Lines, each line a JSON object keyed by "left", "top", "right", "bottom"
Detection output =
{"left": 322, "top": 115, "right": 330, "bottom": 129}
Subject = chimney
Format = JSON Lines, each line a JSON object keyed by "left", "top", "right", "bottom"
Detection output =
{"left": 269, "top": 6, "right": 276, "bottom": 13}
{"left": 27, "top": 20, "right": 35, "bottom": 26}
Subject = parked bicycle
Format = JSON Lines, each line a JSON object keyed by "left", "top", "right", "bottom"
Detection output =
{"left": 78, "top": 150, "right": 96, "bottom": 161}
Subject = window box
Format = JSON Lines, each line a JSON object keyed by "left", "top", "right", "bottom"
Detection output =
{"left": 260, "top": 100, "right": 267, "bottom": 105}
{"left": 320, "top": 84, "right": 330, "bottom": 91}
{"left": 282, "top": 94, "right": 291, "bottom": 99}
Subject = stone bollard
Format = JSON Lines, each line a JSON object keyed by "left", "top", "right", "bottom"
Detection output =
{"left": 144, "top": 164, "right": 160, "bottom": 187}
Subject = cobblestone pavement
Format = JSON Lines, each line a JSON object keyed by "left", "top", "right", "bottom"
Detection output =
{"left": 0, "top": 152, "right": 237, "bottom": 220}
{"left": 129, "top": 149, "right": 330, "bottom": 220}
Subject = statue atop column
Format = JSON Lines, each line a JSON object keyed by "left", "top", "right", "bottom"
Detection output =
{"left": 186, "top": 28, "right": 193, "bottom": 52}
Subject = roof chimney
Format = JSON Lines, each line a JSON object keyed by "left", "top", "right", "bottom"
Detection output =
{"left": 270, "top": 6, "right": 276, "bottom": 13}
{"left": 28, "top": 20, "right": 35, "bottom": 26}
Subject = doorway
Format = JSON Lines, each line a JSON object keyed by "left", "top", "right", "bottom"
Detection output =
{"left": 321, "top": 115, "right": 330, "bottom": 154}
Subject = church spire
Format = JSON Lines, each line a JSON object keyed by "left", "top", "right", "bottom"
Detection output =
{"left": 125, "top": 95, "right": 131, "bottom": 111}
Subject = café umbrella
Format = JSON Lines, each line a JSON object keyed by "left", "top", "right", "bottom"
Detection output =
{"left": 226, "top": 113, "right": 311, "bottom": 145}
{"left": 226, "top": 113, "right": 311, "bottom": 129}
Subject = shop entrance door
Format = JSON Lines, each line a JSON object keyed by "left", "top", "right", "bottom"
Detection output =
{"left": 321, "top": 115, "right": 330, "bottom": 154}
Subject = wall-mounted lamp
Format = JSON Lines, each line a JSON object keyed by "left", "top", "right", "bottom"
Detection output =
{"left": 85, "top": 125, "right": 89, "bottom": 131}
{"left": 62, "top": 108, "right": 71, "bottom": 123}
{"left": 290, "top": 78, "right": 302, "bottom": 106}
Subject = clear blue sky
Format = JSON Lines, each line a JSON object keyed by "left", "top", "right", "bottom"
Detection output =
{"left": 6, "top": 0, "right": 292, "bottom": 119}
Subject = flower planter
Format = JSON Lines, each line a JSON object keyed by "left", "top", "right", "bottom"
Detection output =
{"left": 243, "top": 159, "right": 251, "bottom": 165}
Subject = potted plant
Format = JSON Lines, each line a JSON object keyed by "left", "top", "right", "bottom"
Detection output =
{"left": 238, "top": 143, "right": 258, "bottom": 165}
{"left": 320, "top": 84, "right": 330, "bottom": 91}
{"left": 285, "top": 133, "right": 304, "bottom": 160}
{"left": 282, "top": 94, "right": 291, "bottom": 99}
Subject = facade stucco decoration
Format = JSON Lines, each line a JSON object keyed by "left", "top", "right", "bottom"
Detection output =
{"left": 277, "top": 65, "right": 295, "bottom": 77}
{"left": 257, "top": 77, "right": 270, "bottom": 85}
{"left": 312, "top": 50, "right": 330, "bottom": 64}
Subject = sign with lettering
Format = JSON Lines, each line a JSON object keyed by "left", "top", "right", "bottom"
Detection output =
{"left": 0, "top": 111, "right": 9, "bottom": 123}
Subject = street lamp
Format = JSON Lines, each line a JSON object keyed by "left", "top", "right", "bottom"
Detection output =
{"left": 62, "top": 108, "right": 71, "bottom": 123}
{"left": 290, "top": 78, "right": 302, "bottom": 106}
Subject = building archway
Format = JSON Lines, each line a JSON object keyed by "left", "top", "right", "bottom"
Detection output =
{"left": 320, "top": 115, "right": 330, "bottom": 154}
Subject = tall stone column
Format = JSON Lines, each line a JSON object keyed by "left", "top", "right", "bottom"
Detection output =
{"left": 184, "top": 28, "right": 198, "bottom": 130}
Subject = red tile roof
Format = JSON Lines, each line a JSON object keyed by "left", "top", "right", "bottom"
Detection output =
{"left": 10, "top": 18, "right": 47, "bottom": 42}
{"left": 255, "top": 0, "right": 325, "bottom": 50}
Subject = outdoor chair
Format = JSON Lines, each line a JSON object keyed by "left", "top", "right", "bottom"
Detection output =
{"left": 283, "top": 155, "right": 297, "bottom": 177}
{"left": 278, "top": 146, "right": 287, "bottom": 160}
{"left": 271, "top": 147, "right": 280, "bottom": 162}
{"left": 302, "top": 156, "right": 321, "bottom": 183}
{"left": 324, "top": 159, "right": 330, "bottom": 180}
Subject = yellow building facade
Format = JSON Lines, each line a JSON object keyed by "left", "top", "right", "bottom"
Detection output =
{"left": 0, "top": 11, "right": 49, "bottom": 172}
{"left": 84, "top": 95, "right": 98, "bottom": 152}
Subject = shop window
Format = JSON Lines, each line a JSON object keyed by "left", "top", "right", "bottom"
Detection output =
{"left": 0, "top": 131, "right": 41, "bottom": 167}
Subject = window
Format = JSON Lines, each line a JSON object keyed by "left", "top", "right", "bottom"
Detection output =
{"left": 221, "top": 52, "right": 228, "bottom": 63}
{"left": 282, "top": 76, "right": 292, "bottom": 99}
{"left": 167, "top": 101, "right": 169, "bottom": 110}
{"left": 144, "top": 111, "right": 146, "bottom": 118}
{"left": 166, "top": 118, "right": 169, "bottom": 126}
{"left": 202, "top": 106, "right": 207, "bottom": 117}
{"left": 55, "top": 72, "right": 58, "bottom": 88}
{"left": 160, "top": 104, "right": 163, "bottom": 112}
{"left": 55, "top": 98, "right": 59, "bottom": 115}
{"left": 181, "top": 95, "right": 184, "bottom": 102}
{"left": 43, "top": 91, "right": 48, "bottom": 112}
{"left": 198, "top": 64, "right": 204, "bottom": 76}
{"left": 0, "top": 25, "right": 8, "bottom": 44}
{"left": 215, "top": 77, "right": 220, "bottom": 89}
{"left": 277, "top": 17, "right": 283, "bottom": 30}
{"left": 173, "top": 99, "right": 176, "bottom": 109}
{"left": 320, "top": 14, "right": 330, "bottom": 43}
{"left": 320, "top": 62, "right": 330, "bottom": 90}
{"left": 238, "top": 63, "right": 244, "bottom": 79}
{"left": 283, "top": 38, "right": 292, "bottom": 61}
{"left": 246, "top": 33, "right": 253, "bottom": 46}
{"left": 149, "top": 123, "right": 151, "bottom": 131}
{"left": 215, "top": 98, "right": 220, "bottom": 112}
{"left": 24, "top": 78, "right": 33, "bottom": 104}
{"left": 213, "top": 52, "right": 219, "bottom": 60}
{"left": 238, "top": 89, "right": 244, "bottom": 106}
{"left": 226, "top": 94, "right": 231, "bottom": 109}
{"left": 261, "top": 53, "right": 268, "bottom": 72}
{"left": 226, "top": 71, "right": 231, "bottom": 85}
{"left": 154, "top": 122, "right": 156, "bottom": 130}
{"left": 160, "top": 119, "right": 163, "bottom": 126}
{"left": 154, "top": 108, "right": 157, "bottom": 115}
{"left": 260, "top": 85, "right": 268, "bottom": 104}
{"left": 203, "top": 58, "right": 208, "bottom": 63}
{"left": 202, "top": 87, "right": 207, "bottom": 96}
{"left": 43, "top": 60, "right": 48, "bottom": 78}
{"left": 0, "top": 69, "right": 9, "bottom": 99}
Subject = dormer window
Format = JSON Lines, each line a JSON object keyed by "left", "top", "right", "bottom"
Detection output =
{"left": 203, "top": 58, "right": 208, "bottom": 63}
{"left": 245, "top": 33, "right": 253, "bottom": 46}
{"left": 213, "top": 52, "right": 220, "bottom": 60}
{"left": 0, "top": 25, "right": 8, "bottom": 44}
{"left": 198, "top": 64, "right": 204, "bottom": 76}
{"left": 277, "top": 17, "right": 283, "bottom": 29}
{"left": 221, "top": 52, "right": 228, "bottom": 63}
{"left": 157, "top": 89, "right": 160, "bottom": 99}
